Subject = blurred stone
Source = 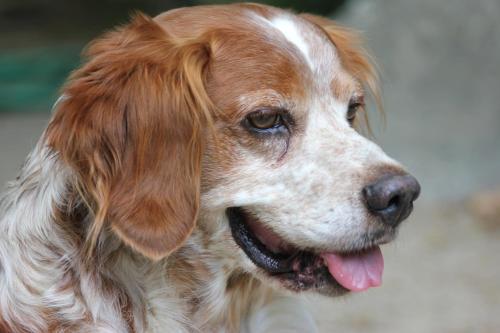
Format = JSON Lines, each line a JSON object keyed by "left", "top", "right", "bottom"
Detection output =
{"left": 467, "top": 190, "right": 500, "bottom": 230}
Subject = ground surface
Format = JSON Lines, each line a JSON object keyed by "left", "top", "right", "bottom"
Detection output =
{"left": 1, "top": 0, "right": 499, "bottom": 332}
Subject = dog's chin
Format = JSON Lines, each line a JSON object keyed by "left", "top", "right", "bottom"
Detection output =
{"left": 226, "top": 207, "right": 388, "bottom": 296}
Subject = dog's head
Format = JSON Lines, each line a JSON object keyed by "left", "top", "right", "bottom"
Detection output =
{"left": 47, "top": 4, "right": 420, "bottom": 296}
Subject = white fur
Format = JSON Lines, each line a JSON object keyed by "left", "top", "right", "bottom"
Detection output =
{"left": 269, "top": 16, "right": 314, "bottom": 70}
{"left": 0, "top": 143, "right": 310, "bottom": 332}
{"left": 203, "top": 91, "right": 400, "bottom": 253}
{"left": 0, "top": 7, "right": 405, "bottom": 333}
{"left": 0, "top": 143, "right": 138, "bottom": 332}
{"left": 197, "top": 14, "right": 402, "bottom": 257}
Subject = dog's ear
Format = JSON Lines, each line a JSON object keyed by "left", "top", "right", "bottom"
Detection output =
{"left": 300, "top": 14, "right": 381, "bottom": 129}
{"left": 300, "top": 14, "right": 379, "bottom": 98}
{"left": 47, "top": 13, "right": 213, "bottom": 260}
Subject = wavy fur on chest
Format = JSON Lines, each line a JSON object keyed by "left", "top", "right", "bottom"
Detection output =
{"left": 0, "top": 145, "right": 278, "bottom": 333}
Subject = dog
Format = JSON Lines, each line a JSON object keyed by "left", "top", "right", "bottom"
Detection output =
{"left": 0, "top": 3, "right": 420, "bottom": 332}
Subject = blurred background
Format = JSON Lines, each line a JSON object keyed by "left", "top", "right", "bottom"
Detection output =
{"left": 1, "top": 0, "right": 499, "bottom": 332}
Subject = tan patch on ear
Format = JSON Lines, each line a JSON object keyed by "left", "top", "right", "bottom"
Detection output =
{"left": 330, "top": 75, "right": 361, "bottom": 102}
{"left": 300, "top": 14, "right": 380, "bottom": 97}
{"left": 300, "top": 13, "right": 382, "bottom": 131}
{"left": 46, "top": 13, "right": 214, "bottom": 260}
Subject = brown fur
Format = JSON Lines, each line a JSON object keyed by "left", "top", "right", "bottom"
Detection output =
{"left": 0, "top": 4, "right": 400, "bottom": 332}
{"left": 47, "top": 14, "right": 214, "bottom": 260}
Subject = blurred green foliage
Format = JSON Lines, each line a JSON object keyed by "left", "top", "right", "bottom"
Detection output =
{"left": 0, "top": 47, "right": 80, "bottom": 112}
{"left": 0, "top": 0, "right": 346, "bottom": 113}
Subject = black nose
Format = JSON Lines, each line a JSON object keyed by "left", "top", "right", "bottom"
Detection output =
{"left": 363, "top": 174, "right": 420, "bottom": 227}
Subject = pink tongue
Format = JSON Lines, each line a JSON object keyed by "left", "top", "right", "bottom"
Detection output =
{"left": 320, "top": 246, "right": 384, "bottom": 292}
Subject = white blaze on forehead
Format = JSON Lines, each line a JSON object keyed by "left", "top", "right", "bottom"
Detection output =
{"left": 250, "top": 13, "right": 342, "bottom": 83}
{"left": 268, "top": 16, "right": 315, "bottom": 70}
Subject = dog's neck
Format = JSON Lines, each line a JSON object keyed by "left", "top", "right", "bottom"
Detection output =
{"left": 0, "top": 143, "right": 270, "bottom": 332}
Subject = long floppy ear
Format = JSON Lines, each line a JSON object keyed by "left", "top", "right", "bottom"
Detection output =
{"left": 46, "top": 13, "right": 213, "bottom": 260}
{"left": 300, "top": 14, "right": 382, "bottom": 130}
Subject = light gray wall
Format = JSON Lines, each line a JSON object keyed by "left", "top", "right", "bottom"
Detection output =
{"left": 337, "top": 0, "right": 500, "bottom": 201}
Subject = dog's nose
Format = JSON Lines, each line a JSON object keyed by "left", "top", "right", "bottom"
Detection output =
{"left": 362, "top": 174, "right": 420, "bottom": 227}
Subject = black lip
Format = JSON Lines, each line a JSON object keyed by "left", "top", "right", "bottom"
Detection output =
{"left": 226, "top": 207, "right": 298, "bottom": 273}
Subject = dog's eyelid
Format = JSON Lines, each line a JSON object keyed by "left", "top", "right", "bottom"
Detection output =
{"left": 252, "top": 106, "right": 286, "bottom": 115}
{"left": 243, "top": 107, "right": 293, "bottom": 134}
{"left": 346, "top": 95, "right": 365, "bottom": 124}
{"left": 348, "top": 95, "right": 365, "bottom": 107}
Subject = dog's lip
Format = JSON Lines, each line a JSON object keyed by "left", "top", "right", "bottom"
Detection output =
{"left": 242, "top": 210, "right": 297, "bottom": 255}
{"left": 226, "top": 207, "right": 386, "bottom": 292}
{"left": 227, "top": 207, "right": 299, "bottom": 274}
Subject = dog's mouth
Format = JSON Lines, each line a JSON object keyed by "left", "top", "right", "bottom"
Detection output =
{"left": 227, "top": 207, "right": 384, "bottom": 295}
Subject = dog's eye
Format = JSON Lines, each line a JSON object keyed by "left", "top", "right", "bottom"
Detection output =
{"left": 346, "top": 104, "right": 360, "bottom": 123}
{"left": 347, "top": 97, "right": 364, "bottom": 125}
{"left": 246, "top": 110, "right": 284, "bottom": 130}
